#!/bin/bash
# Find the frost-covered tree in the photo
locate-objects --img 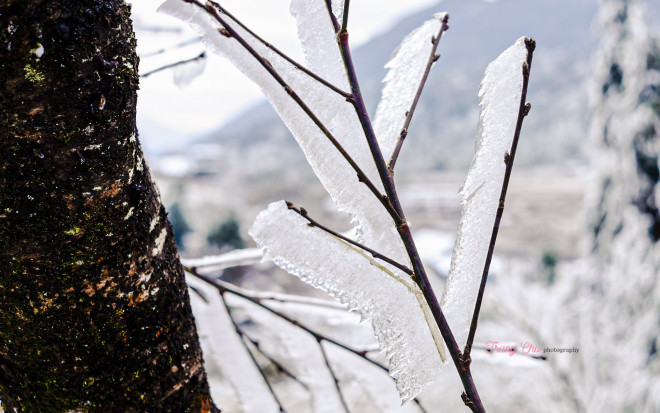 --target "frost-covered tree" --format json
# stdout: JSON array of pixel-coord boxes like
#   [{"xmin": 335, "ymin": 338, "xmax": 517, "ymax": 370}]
[
  {"xmin": 579, "ymin": 0, "xmax": 660, "ymax": 410},
  {"xmin": 163, "ymin": 0, "xmax": 536, "ymax": 411},
  {"xmin": 0, "ymin": 1, "xmax": 217, "ymax": 411}
]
